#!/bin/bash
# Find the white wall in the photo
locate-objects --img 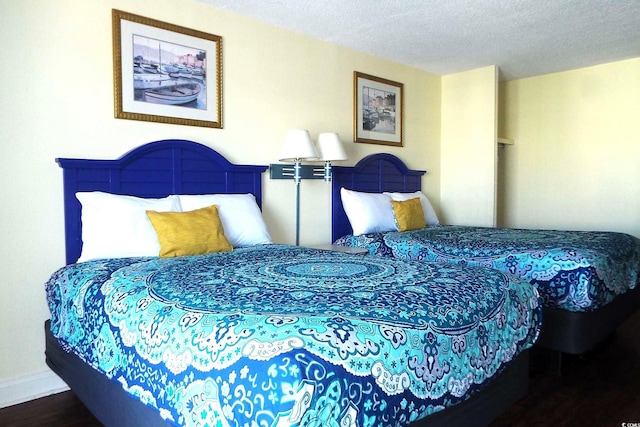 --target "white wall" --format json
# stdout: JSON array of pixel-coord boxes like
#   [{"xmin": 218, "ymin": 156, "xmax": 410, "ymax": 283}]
[
  {"xmin": 0, "ymin": 0, "xmax": 440, "ymax": 405},
  {"xmin": 440, "ymin": 66, "xmax": 498, "ymax": 226},
  {"xmin": 498, "ymin": 58, "xmax": 640, "ymax": 238}
]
